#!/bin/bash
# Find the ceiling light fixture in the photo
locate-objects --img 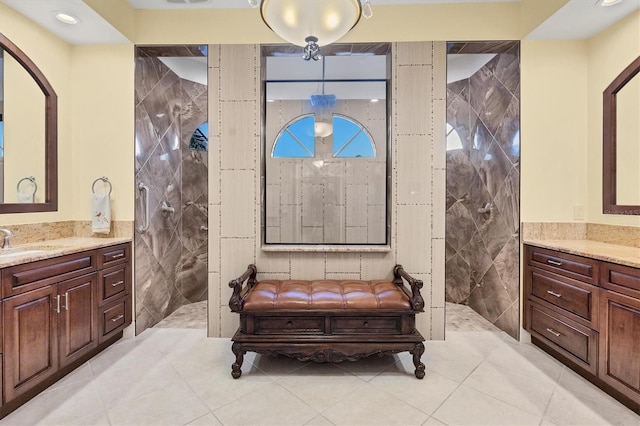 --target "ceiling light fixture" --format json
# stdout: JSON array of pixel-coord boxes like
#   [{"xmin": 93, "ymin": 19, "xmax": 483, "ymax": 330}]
[
  {"xmin": 597, "ymin": 0, "xmax": 622, "ymax": 6},
  {"xmin": 54, "ymin": 12, "xmax": 80, "ymax": 25},
  {"xmin": 259, "ymin": 0, "xmax": 364, "ymax": 61}
]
